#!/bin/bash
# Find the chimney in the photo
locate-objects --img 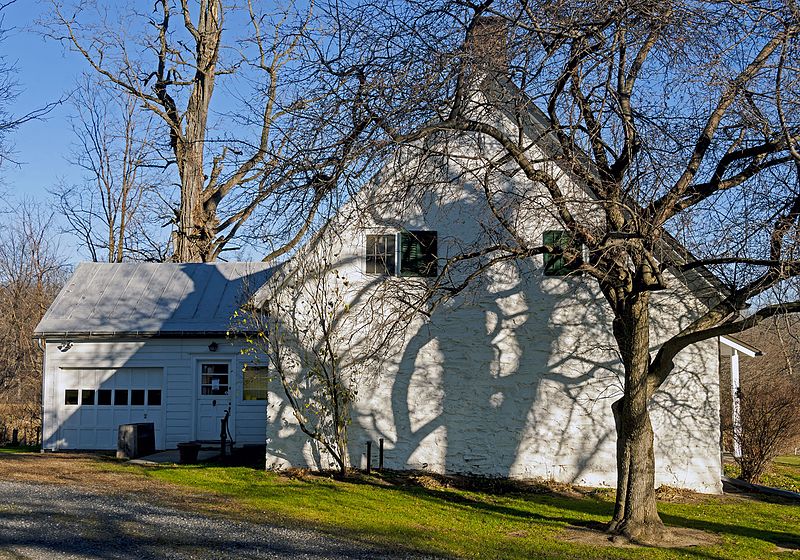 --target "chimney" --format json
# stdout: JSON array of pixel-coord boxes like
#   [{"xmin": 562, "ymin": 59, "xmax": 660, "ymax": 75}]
[{"xmin": 465, "ymin": 16, "xmax": 509, "ymax": 75}]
